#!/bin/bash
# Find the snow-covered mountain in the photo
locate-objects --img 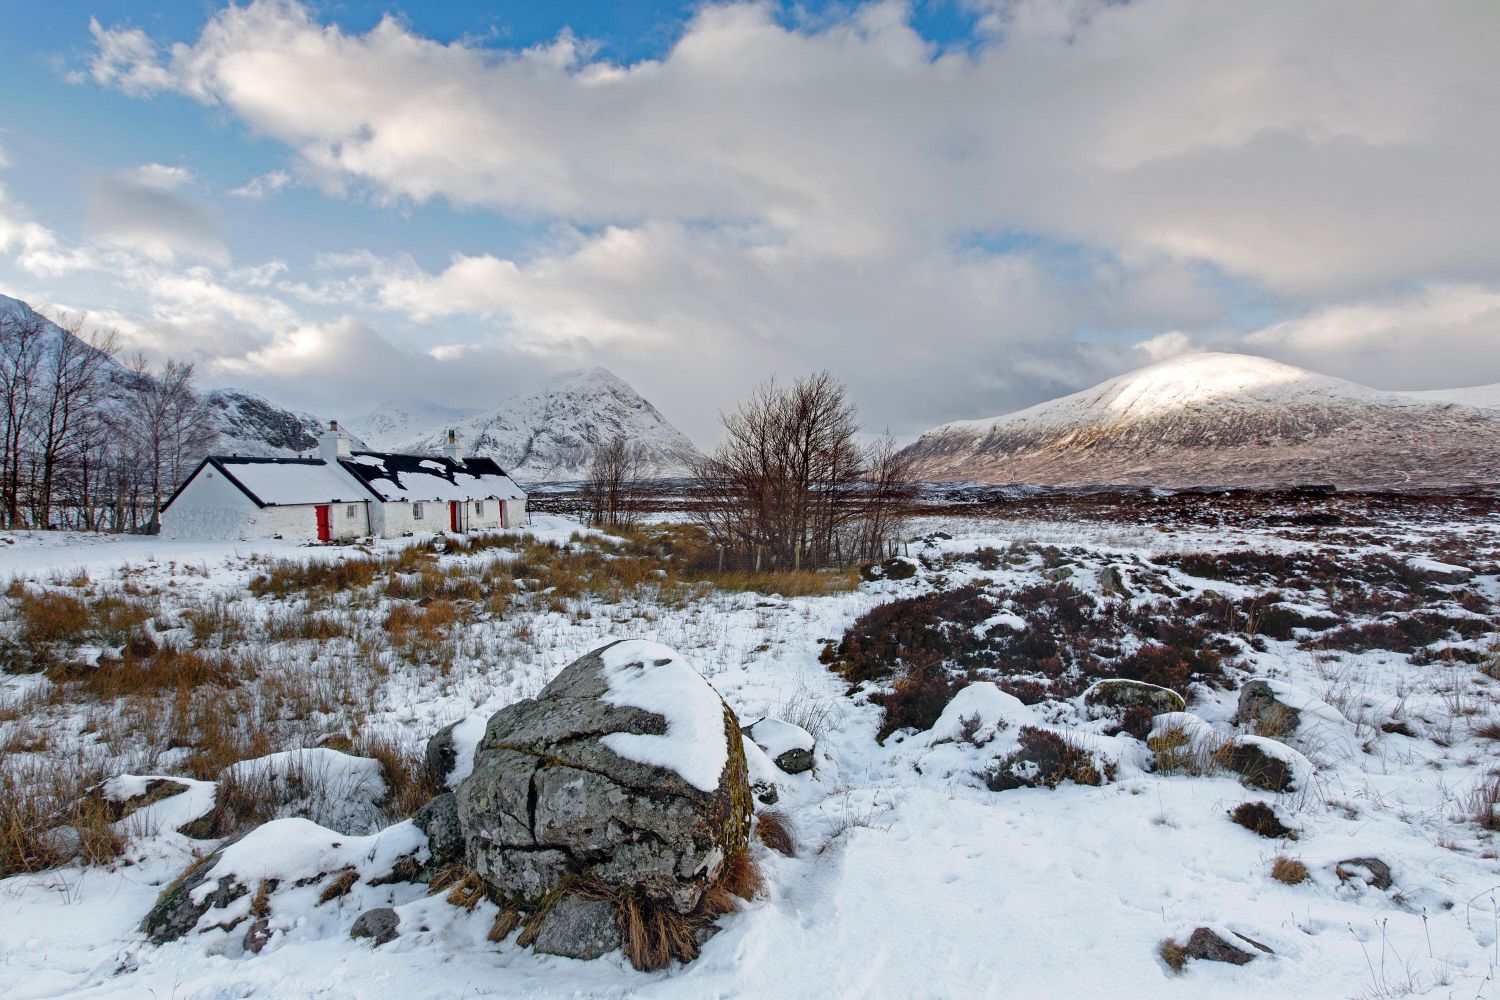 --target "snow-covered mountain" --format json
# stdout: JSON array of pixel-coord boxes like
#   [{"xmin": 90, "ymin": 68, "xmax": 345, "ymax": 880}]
[
  {"xmin": 394, "ymin": 367, "xmax": 701, "ymax": 482},
  {"xmin": 1400, "ymin": 383, "xmax": 1500, "ymax": 411},
  {"xmin": 0, "ymin": 293, "xmax": 348, "ymax": 458},
  {"xmin": 901, "ymin": 352, "xmax": 1500, "ymax": 488},
  {"xmin": 345, "ymin": 399, "xmax": 477, "ymax": 450}
]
